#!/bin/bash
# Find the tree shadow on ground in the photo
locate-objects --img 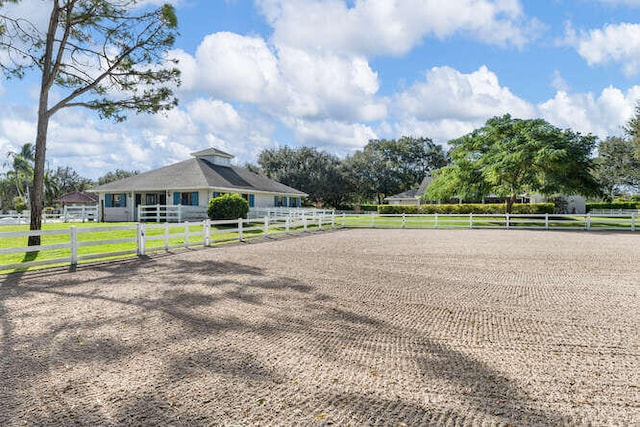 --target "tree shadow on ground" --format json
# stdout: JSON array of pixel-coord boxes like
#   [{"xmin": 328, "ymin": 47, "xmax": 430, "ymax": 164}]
[{"xmin": 0, "ymin": 253, "xmax": 566, "ymax": 425}]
